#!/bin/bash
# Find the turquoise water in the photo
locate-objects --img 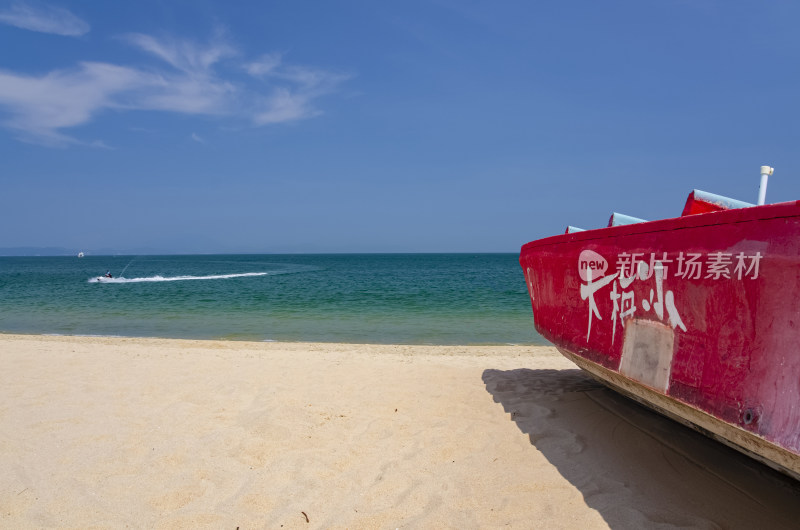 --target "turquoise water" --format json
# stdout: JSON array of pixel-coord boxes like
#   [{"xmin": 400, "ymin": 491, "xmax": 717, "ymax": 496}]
[{"xmin": 0, "ymin": 254, "xmax": 544, "ymax": 345}]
